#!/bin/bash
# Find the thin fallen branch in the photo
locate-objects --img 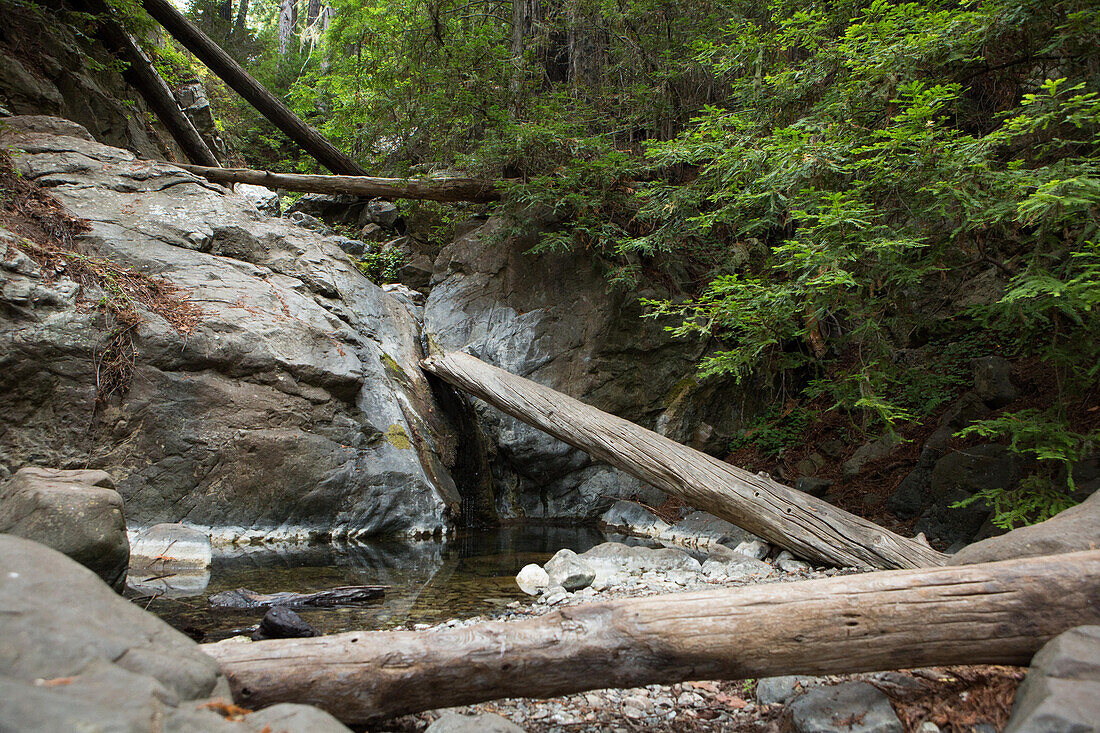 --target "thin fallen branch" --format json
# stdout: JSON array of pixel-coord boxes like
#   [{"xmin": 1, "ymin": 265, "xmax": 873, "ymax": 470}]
[
  {"xmin": 176, "ymin": 164, "xmax": 502, "ymax": 203},
  {"xmin": 202, "ymin": 550, "xmax": 1100, "ymax": 725},
  {"xmin": 421, "ymin": 351, "xmax": 946, "ymax": 569}
]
